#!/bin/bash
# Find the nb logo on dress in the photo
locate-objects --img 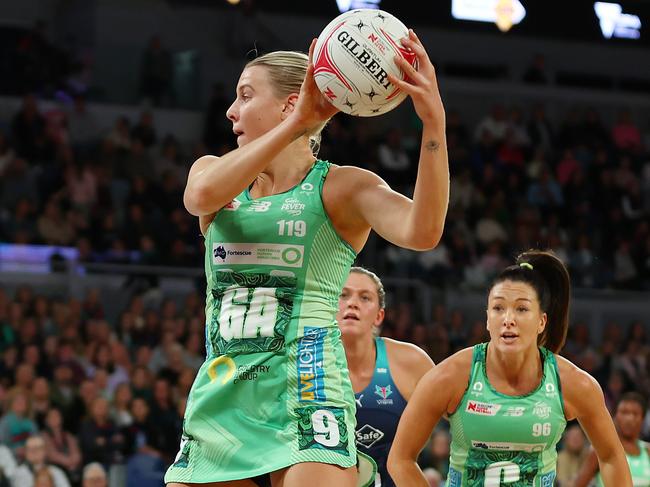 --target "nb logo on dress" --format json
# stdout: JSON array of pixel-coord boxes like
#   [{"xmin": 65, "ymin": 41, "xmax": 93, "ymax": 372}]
[{"xmin": 248, "ymin": 201, "xmax": 272, "ymax": 212}]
